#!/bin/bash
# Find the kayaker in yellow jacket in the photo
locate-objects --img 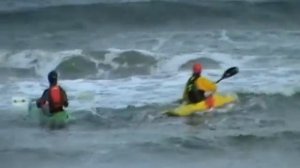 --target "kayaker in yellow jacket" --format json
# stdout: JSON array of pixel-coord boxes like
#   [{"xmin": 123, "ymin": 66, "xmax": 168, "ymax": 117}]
[{"xmin": 182, "ymin": 63, "xmax": 217, "ymax": 107}]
